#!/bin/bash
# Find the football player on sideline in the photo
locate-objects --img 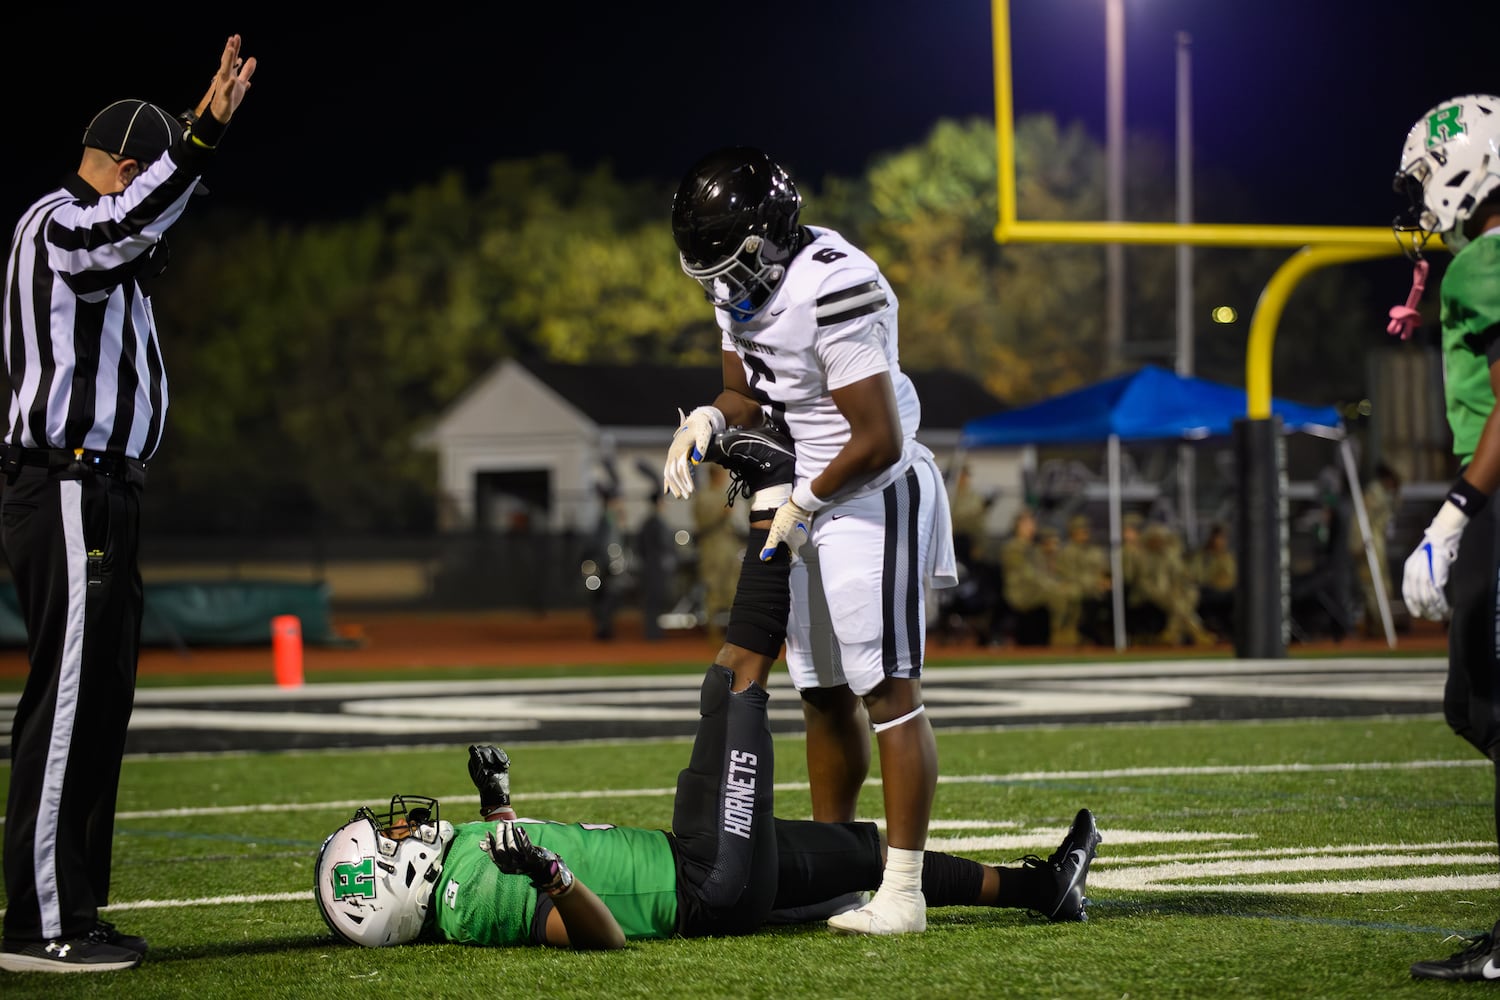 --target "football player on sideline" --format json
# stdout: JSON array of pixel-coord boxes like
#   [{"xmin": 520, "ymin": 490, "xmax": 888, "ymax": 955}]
[
  {"xmin": 1387, "ymin": 94, "xmax": 1500, "ymax": 983},
  {"xmin": 661, "ymin": 147, "xmax": 958, "ymax": 934}
]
